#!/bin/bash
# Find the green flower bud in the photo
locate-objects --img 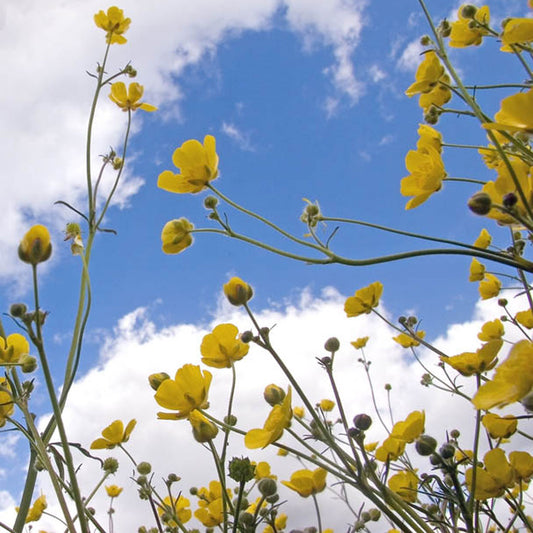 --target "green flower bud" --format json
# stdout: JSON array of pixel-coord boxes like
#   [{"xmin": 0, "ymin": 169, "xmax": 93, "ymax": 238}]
[
  {"xmin": 148, "ymin": 372, "xmax": 170, "ymax": 391},
  {"xmin": 239, "ymin": 512, "xmax": 255, "ymax": 526},
  {"xmin": 240, "ymin": 330, "xmax": 254, "ymax": 343},
  {"xmin": 439, "ymin": 443, "xmax": 455, "ymax": 459},
  {"xmin": 228, "ymin": 457, "xmax": 256, "ymax": 483},
  {"xmin": 20, "ymin": 355, "xmax": 38, "ymax": 373},
  {"xmin": 9, "ymin": 303, "xmax": 27, "ymax": 317},
  {"xmin": 167, "ymin": 473, "xmax": 180, "ymax": 484},
  {"xmin": 468, "ymin": 192, "xmax": 492, "ymax": 215},
  {"xmin": 258, "ymin": 478, "xmax": 277, "ymax": 497},
  {"xmin": 224, "ymin": 414, "xmax": 238, "ymax": 426},
  {"xmin": 368, "ymin": 509, "xmax": 381, "ymax": 521},
  {"xmin": 415, "ymin": 435, "xmax": 437, "ymax": 456},
  {"xmin": 460, "ymin": 4, "xmax": 477, "ymax": 18},
  {"xmin": 353, "ymin": 414, "xmax": 372, "ymax": 431},
  {"xmin": 103, "ymin": 457, "xmax": 119, "ymax": 474},
  {"xmin": 137, "ymin": 462, "xmax": 152, "ymax": 475},
  {"xmin": 360, "ymin": 512, "xmax": 371, "ymax": 523},
  {"xmin": 204, "ymin": 196, "xmax": 218, "ymax": 209},
  {"xmin": 266, "ymin": 493, "xmax": 279, "ymax": 504},
  {"xmin": 450, "ymin": 429, "xmax": 460, "ymax": 439},
  {"xmin": 420, "ymin": 35, "xmax": 431, "ymax": 46},
  {"xmin": 324, "ymin": 337, "xmax": 340, "ymax": 352},
  {"xmin": 263, "ymin": 384, "xmax": 285, "ymax": 406}
]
